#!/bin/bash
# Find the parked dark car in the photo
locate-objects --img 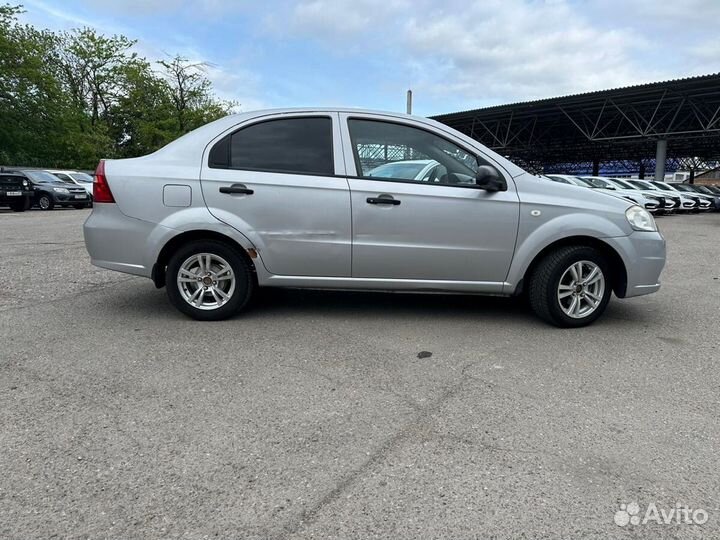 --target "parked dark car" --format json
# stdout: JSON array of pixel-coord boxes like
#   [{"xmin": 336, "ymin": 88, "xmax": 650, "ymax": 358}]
[
  {"xmin": 0, "ymin": 171, "xmax": 33, "ymax": 211},
  {"xmin": 18, "ymin": 170, "xmax": 91, "ymax": 210}
]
